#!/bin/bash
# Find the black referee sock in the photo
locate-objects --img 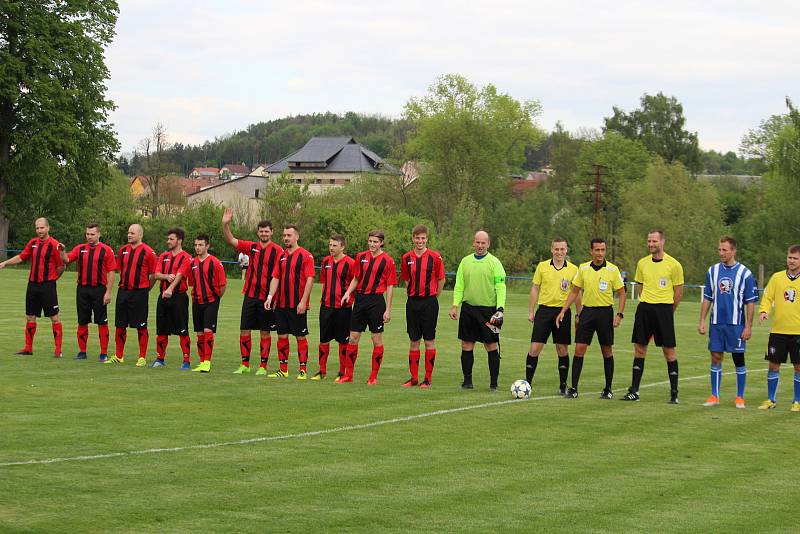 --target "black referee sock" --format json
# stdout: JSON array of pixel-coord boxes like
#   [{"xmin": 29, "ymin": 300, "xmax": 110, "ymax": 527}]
[
  {"xmin": 631, "ymin": 357, "xmax": 645, "ymax": 392},
  {"xmin": 667, "ymin": 359, "xmax": 679, "ymax": 392},
  {"xmin": 571, "ymin": 357, "xmax": 584, "ymax": 389},
  {"xmin": 558, "ymin": 356, "xmax": 569, "ymax": 390},
  {"xmin": 525, "ymin": 354, "xmax": 538, "ymax": 384},
  {"xmin": 603, "ymin": 356, "xmax": 614, "ymax": 390},
  {"xmin": 488, "ymin": 349, "xmax": 500, "ymax": 388},
  {"xmin": 461, "ymin": 350, "xmax": 474, "ymax": 384}
]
